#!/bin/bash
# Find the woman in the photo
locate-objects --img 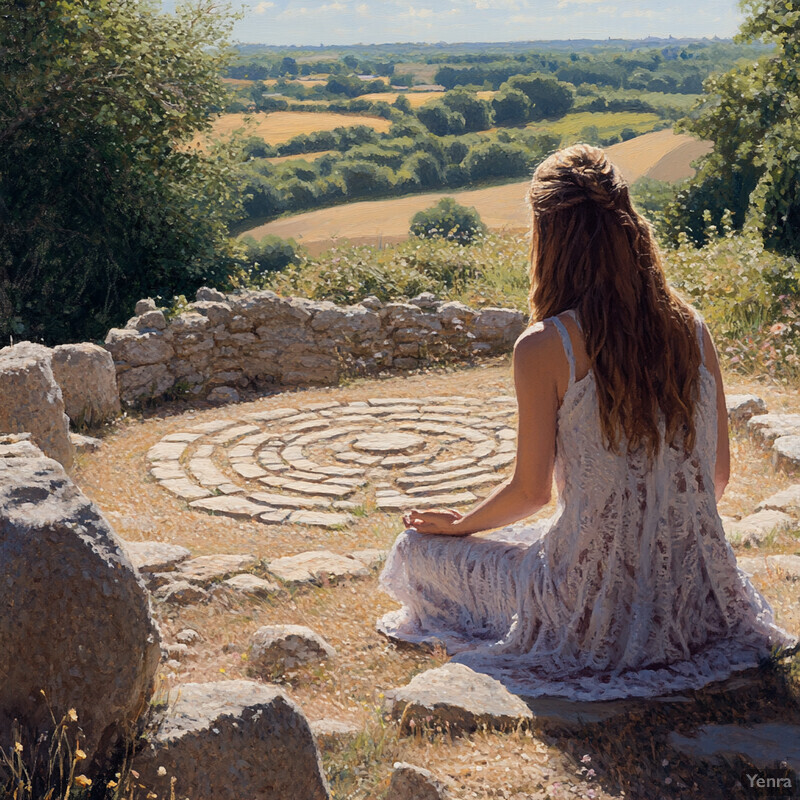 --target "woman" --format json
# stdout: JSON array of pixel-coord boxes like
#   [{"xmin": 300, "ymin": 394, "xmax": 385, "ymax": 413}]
[{"xmin": 376, "ymin": 144, "xmax": 797, "ymax": 701}]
